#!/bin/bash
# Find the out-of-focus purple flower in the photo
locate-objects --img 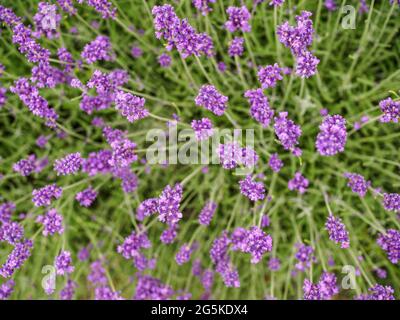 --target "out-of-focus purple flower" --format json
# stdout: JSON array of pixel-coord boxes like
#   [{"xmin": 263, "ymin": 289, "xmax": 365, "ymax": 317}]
[
  {"xmin": 356, "ymin": 284, "xmax": 395, "ymax": 300},
  {"xmin": 304, "ymin": 272, "xmax": 338, "ymax": 300},
  {"xmin": 157, "ymin": 183, "xmax": 183, "ymax": 226},
  {"xmin": 160, "ymin": 224, "xmax": 178, "ymax": 244},
  {"xmin": 175, "ymin": 243, "xmax": 195, "ymax": 265},
  {"xmin": 32, "ymin": 184, "xmax": 63, "ymax": 207},
  {"xmin": 198, "ymin": 201, "xmax": 217, "ymax": 226},
  {"xmin": 288, "ymin": 172, "xmax": 309, "ymax": 194},
  {"xmin": 85, "ymin": 0, "xmax": 116, "ymax": 19},
  {"xmin": 0, "ymin": 222, "xmax": 24, "ymax": 245},
  {"xmin": 88, "ymin": 260, "xmax": 107, "ymax": 286},
  {"xmin": 0, "ymin": 87, "xmax": 6, "ymax": 108},
  {"xmin": 158, "ymin": 53, "xmax": 171, "ymax": 67},
  {"xmin": 60, "ymin": 279, "xmax": 77, "ymax": 300},
  {"xmin": 228, "ymin": 37, "xmax": 244, "ymax": 57},
  {"xmin": 377, "ymin": 229, "xmax": 400, "ymax": 264},
  {"xmin": 239, "ymin": 176, "xmax": 265, "ymax": 202},
  {"xmin": 0, "ymin": 240, "xmax": 33, "ymax": 278},
  {"xmin": 81, "ymin": 36, "xmax": 115, "ymax": 64},
  {"xmin": 57, "ymin": 0, "xmax": 76, "ymax": 15},
  {"xmin": 325, "ymin": 0, "xmax": 337, "ymax": 11},
  {"xmin": 191, "ymin": 118, "xmax": 214, "ymax": 141},
  {"xmin": 217, "ymin": 61, "xmax": 227, "ymax": 73},
  {"xmin": 316, "ymin": 114, "xmax": 347, "ymax": 156},
  {"xmin": 201, "ymin": 269, "xmax": 214, "ymax": 291},
  {"xmin": 192, "ymin": 259, "xmax": 202, "ymax": 277},
  {"xmin": 13, "ymin": 154, "xmax": 36, "ymax": 176},
  {"xmin": 325, "ymin": 215, "xmax": 350, "ymax": 248},
  {"xmin": 261, "ymin": 215, "xmax": 270, "ymax": 228},
  {"xmin": 258, "ymin": 64, "xmax": 283, "ymax": 89},
  {"xmin": 131, "ymin": 45, "xmax": 143, "ymax": 58},
  {"xmin": 244, "ymin": 88, "xmax": 275, "ymax": 127},
  {"xmin": 359, "ymin": 0, "xmax": 369, "ymax": 14},
  {"xmin": 192, "ymin": 0, "xmax": 215, "ymax": 15},
  {"xmin": 295, "ymin": 243, "xmax": 314, "ymax": 271},
  {"xmin": 95, "ymin": 286, "xmax": 124, "ymax": 300},
  {"xmin": 76, "ymin": 186, "xmax": 98, "ymax": 207},
  {"xmin": 382, "ymin": 193, "xmax": 400, "ymax": 213},
  {"xmin": 118, "ymin": 230, "xmax": 152, "ymax": 270},
  {"xmin": 0, "ymin": 279, "xmax": 15, "ymax": 300},
  {"xmin": 374, "ymin": 268, "xmax": 387, "ymax": 279},
  {"xmin": 0, "ymin": 5, "xmax": 21, "ymax": 25},
  {"xmin": 134, "ymin": 274, "xmax": 174, "ymax": 300},
  {"xmin": 379, "ymin": 97, "xmax": 400, "ymax": 123},
  {"xmin": 225, "ymin": 6, "xmax": 251, "ymax": 33},
  {"xmin": 36, "ymin": 135, "xmax": 48, "ymax": 148},
  {"xmin": 0, "ymin": 202, "xmax": 16, "ymax": 224},
  {"xmin": 54, "ymin": 152, "xmax": 83, "ymax": 175},
  {"xmin": 30, "ymin": 62, "xmax": 66, "ymax": 88},
  {"xmin": 274, "ymin": 112, "xmax": 302, "ymax": 153},
  {"xmin": 268, "ymin": 153, "xmax": 283, "ymax": 172},
  {"xmin": 136, "ymin": 198, "xmax": 158, "ymax": 221},
  {"xmin": 55, "ymin": 251, "xmax": 74, "ymax": 275},
  {"xmin": 195, "ymin": 84, "xmax": 228, "ymax": 116},
  {"xmin": 109, "ymin": 138, "xmax": 138, "ymax": 168},
  {"xmin": 36, "ymin": 208, "xmax": 64, "ymax": 236},
  {"xmin": 268, "ymin": 257, "xmax": 281, "ymax": 271},
  {"xmin": 33, "ymin": 2, "xmax": 61, "ymax": 39}
]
